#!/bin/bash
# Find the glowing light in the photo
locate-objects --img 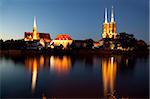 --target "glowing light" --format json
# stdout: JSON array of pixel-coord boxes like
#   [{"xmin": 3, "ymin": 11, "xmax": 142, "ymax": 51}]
[
  {"xmin": 42, "ymin": 93, "xmax": 47, "ymax": 99},
  {"xmin": 51, "ymin": 40, "xmax": 73, "ymax": 49},
  {"xmin": 51, "ymin": 34, "xmax": 73, "ymax": 49},
  {"xmin": 50, "ymin": 56, "xmax": 71, "ymax": 75},
  {"xmin": 126, "ymin": 59, "xmax": 128, "ymax": 66},
  {"xmin": 102, "ymin": 7, "xmax": 117, "ymax": 39},
  {"xmin": 50, "ymin": 45, "xmax": 54, "ymax": 49},
  {"xmin": 40, "ymin": 39, "xmax": 45, "ymax": 47},
  {"xmin": 102, "ymin": 57, "xmax": 117, "ymax": 97},
  {"xmin": 33, "ymin": 16, "xmax": 37, "ymax": 40},
  {"xmin": 31, "ymin": 58, "xmax": 38, "ymax": 92},
  {"xmin": 39, "ymin": 55, "xmax": 44, "ymax": 67}
]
